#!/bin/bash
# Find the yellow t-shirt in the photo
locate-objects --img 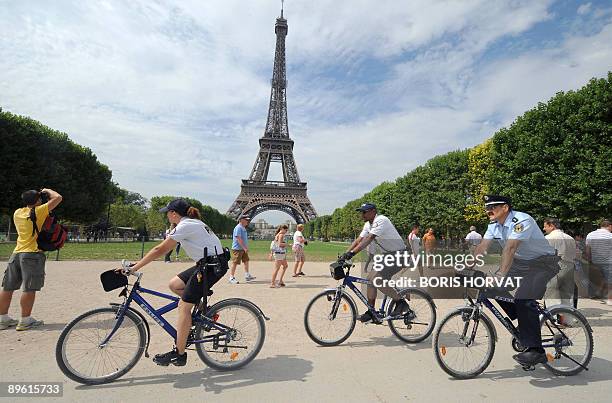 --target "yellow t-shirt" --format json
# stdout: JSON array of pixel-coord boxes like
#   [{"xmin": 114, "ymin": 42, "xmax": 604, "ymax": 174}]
[{"xmin": 13, "ymin": 203, "xmax": 50, "ymax": 253}]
